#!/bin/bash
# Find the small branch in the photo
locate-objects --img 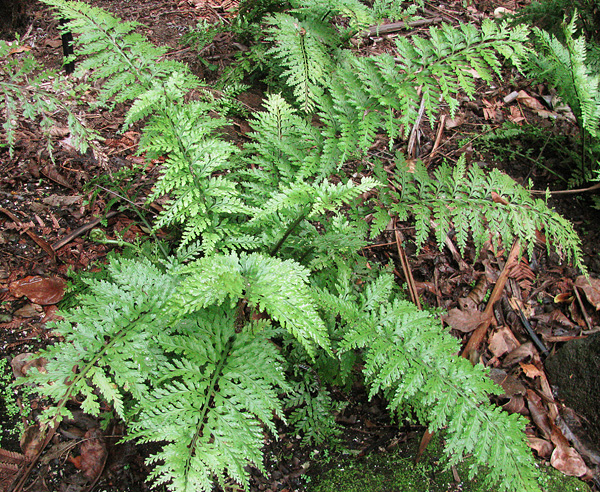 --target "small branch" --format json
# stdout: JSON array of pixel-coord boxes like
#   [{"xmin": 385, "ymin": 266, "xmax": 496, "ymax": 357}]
[
  {"xmin": 461, "ymin": 240, "xmax": 521, "ymax": 360},
  {"xmin": 364, "ymin": 17, "xmax": 443, "ymax": 37}
]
